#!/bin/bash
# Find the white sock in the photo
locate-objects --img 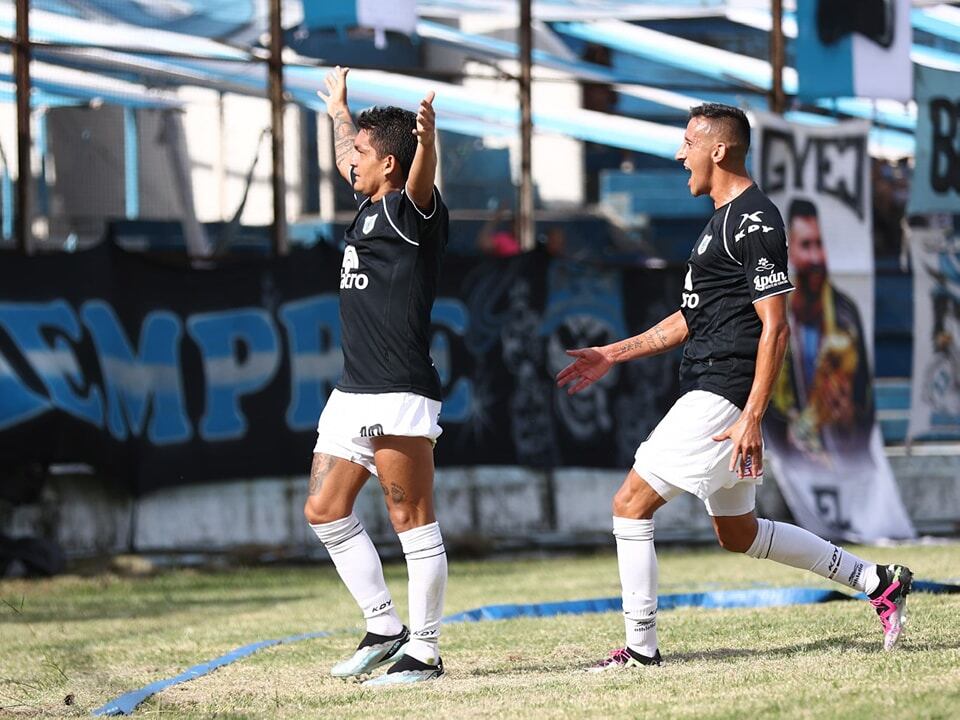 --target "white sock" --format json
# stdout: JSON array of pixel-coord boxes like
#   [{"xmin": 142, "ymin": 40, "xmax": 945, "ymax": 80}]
[
  {"xmin": 613, "ymin": 516, "xmax": 658, "ymax": 657},
  {"xmin": 398, "ymin": 522, "xmax": 447, "ymax": 664},
  {"xmin": 310, "ymin": 514, "xmax": 403, "ymax": 636},
  {"xmin": 745, "ymin": 518, "xmax": 878, "ymax": 593}
]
